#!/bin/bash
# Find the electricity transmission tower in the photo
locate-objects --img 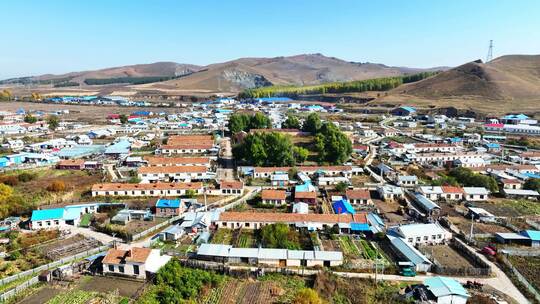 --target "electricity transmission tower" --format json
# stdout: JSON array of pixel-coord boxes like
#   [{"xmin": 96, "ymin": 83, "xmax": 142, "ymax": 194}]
[{"xmin": 486, "ymin": 40, "xmax": 494, "ymax": 63}]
